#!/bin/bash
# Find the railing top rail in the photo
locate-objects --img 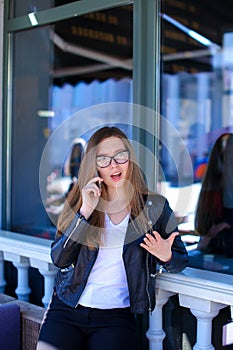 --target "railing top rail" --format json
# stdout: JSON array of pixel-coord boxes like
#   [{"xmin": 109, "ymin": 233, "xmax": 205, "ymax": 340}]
[
  {"xmin": 0, "ymin": 230, "xmax": 53, "ymax": 263},
  {"xmin": 157, "ymin": 267, "xmax": 233, "ymax": 305}
]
